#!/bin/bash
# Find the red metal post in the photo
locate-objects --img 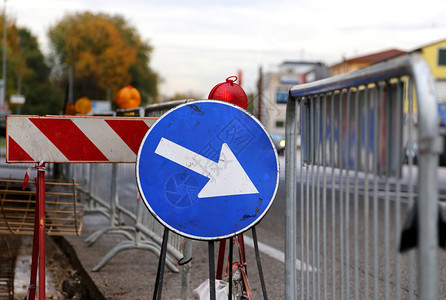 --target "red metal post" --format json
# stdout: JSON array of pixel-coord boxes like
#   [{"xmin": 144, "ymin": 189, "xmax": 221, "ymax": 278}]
[
  {"xmin": 216, "ymin": 239, "xmax": 226, "ymax": 280},
  {"xmin": 27, "ymin": 163, "xmax": 46, "ymax": 300},
  {"xmin": 237, "ymin": 234, "xmax": 247, "ymax": 274},
  {"xmin": 37, "ymin": 164, "xmax": 46, "ymax": 300},
  {"xmin": 27, "ymin": 191, "xmax": 39, "ymax": 300}
]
